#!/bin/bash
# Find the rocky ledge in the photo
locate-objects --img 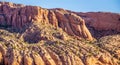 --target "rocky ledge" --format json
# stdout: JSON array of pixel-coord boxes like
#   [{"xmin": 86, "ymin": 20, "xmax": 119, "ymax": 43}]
[
  {"xmin": 0, "ymin": 2, "xmax": 120, "ymax": 65},
  {"xmin": 0, "ymin": 2, "xmax": 93, "ymax": 40}
]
